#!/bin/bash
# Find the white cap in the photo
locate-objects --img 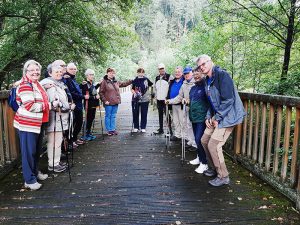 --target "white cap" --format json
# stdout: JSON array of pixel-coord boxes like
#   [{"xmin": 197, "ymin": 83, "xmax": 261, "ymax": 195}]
[{"xmin": 158, "ymin": 63, "xmax": 165, "ymax": 69}]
